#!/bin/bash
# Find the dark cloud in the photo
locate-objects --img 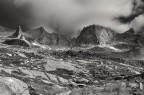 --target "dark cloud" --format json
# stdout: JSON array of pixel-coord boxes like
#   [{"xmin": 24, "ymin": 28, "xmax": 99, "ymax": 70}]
[
  {"xmin": 116, "ymin": 14, "xmax": 140, "ymax": 24},
  {"xmin": 115, "ymin": 0, "xmax": 144, "ymax": 33},
  {"xmin": 116, "ymin": 0, "xmax": 144, "ymax": 24},
  {"xmin": 0, "ymin": 0, "xmax": 33, "ymax": 29},
  {"xmin": 0, "ymin": 0, "xmax": 134, "ymax": 36}
]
